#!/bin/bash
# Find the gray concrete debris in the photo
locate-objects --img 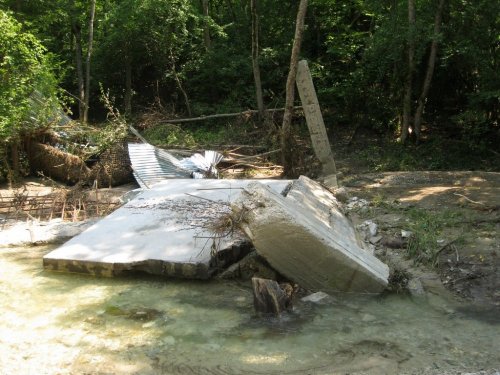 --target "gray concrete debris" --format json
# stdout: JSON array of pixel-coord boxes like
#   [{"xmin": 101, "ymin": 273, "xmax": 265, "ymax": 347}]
[
  {"xmin": 369, "ymin": 235, "xmax": 383, "ymax": 245},
  {"xmin": 232, "ymin": 177, "xmax": 390, "ymax": 294},
  {"xmin": 357, "ymin": 220, "xmax": 379, "ymax": 242},
  {"xmin": 0, "ymin": 219, "xmax": 98, "ymax": 246},
  {"xmin": 43, "ymin": 179, "xmax": 289, "ymax": 279},
  {"xmin": 286, "ymin": 176, "xmax": 367, "ymax": 252}
]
